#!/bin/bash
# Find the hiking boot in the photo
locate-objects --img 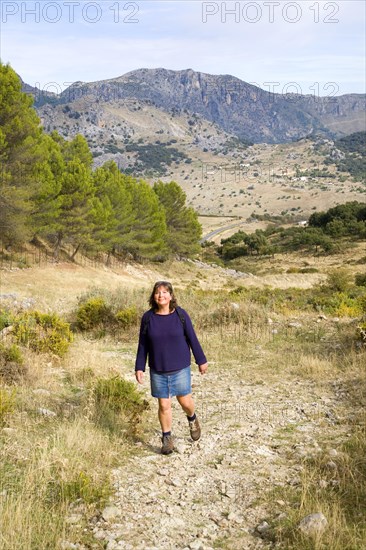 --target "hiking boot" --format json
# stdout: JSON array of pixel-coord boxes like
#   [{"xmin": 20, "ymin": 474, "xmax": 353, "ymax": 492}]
[
  {"xmin": 189, "ymin": 417, "xmax": 201, "ymax": 441},
  {"xmin": 161, "ymin": 434, "xmax": 175, "ymax": 455}
]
